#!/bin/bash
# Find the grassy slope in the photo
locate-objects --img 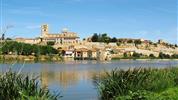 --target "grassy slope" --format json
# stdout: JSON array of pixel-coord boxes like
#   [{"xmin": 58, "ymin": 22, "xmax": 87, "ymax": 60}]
[
  {"xmin": 116, "ymin": 87, "xmax": 178, "ymax": 100},
  {"xmin": 152, "ymin": 87, "xmax": 178, "ymax": 100}
]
